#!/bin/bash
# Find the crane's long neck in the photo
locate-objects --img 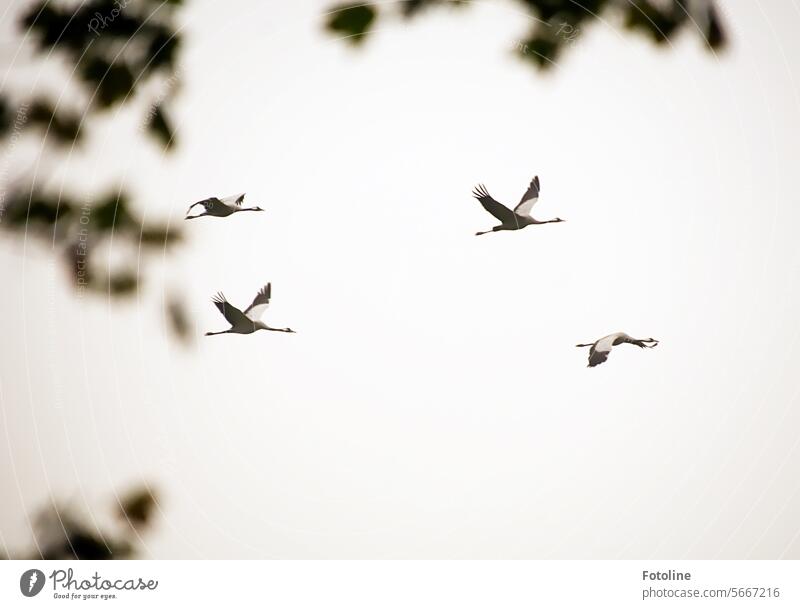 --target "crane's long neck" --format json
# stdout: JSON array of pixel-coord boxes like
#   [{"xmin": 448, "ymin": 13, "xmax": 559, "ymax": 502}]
[
  {"xmin": 236, "ymin": 207, "xmax": 262, "ymax": 212},
  {"xmin": 264, "ymin": 326, "xmax": 294, "ymax": 333},
  {"xmin": 205, "ymin": 330, "xmax": 230, "ymax": 336}
]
